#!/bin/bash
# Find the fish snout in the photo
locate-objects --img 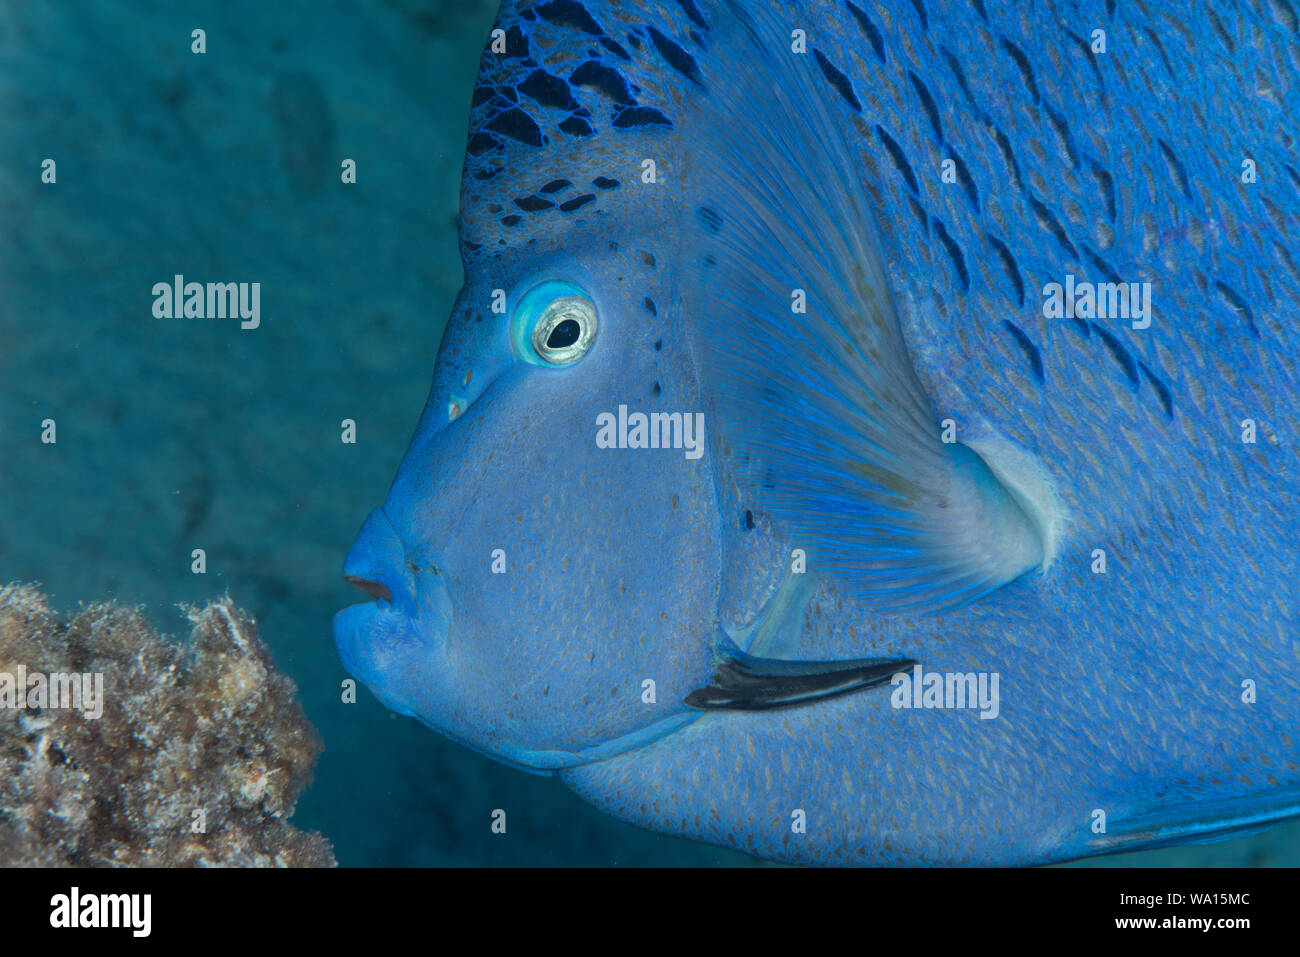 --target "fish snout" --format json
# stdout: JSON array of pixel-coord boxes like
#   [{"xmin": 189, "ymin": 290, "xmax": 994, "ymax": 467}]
[{"xmin": 341, "ymin": 507, "xmax": 417, "ymax": 619}]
